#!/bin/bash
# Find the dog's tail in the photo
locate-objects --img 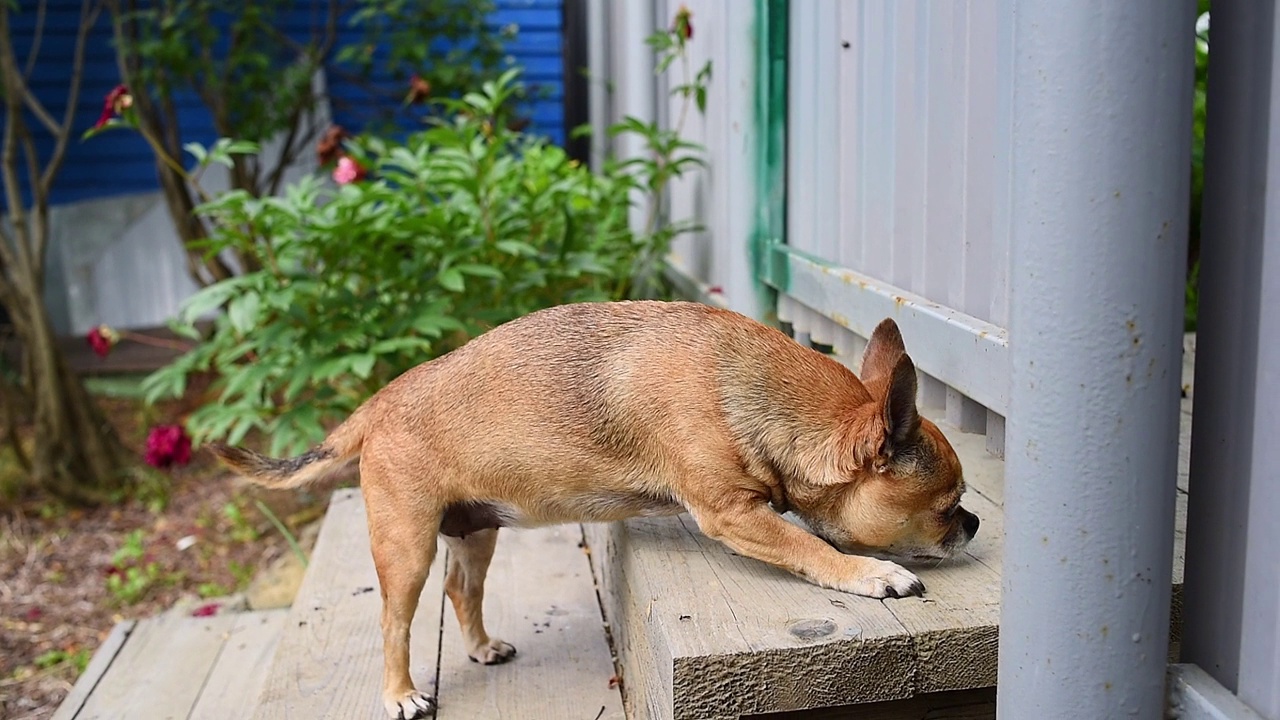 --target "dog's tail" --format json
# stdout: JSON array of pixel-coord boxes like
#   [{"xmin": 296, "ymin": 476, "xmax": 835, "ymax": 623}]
[{"xmin": 206, "ymin": 405, "xmax": 370, "ymax": 490}]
